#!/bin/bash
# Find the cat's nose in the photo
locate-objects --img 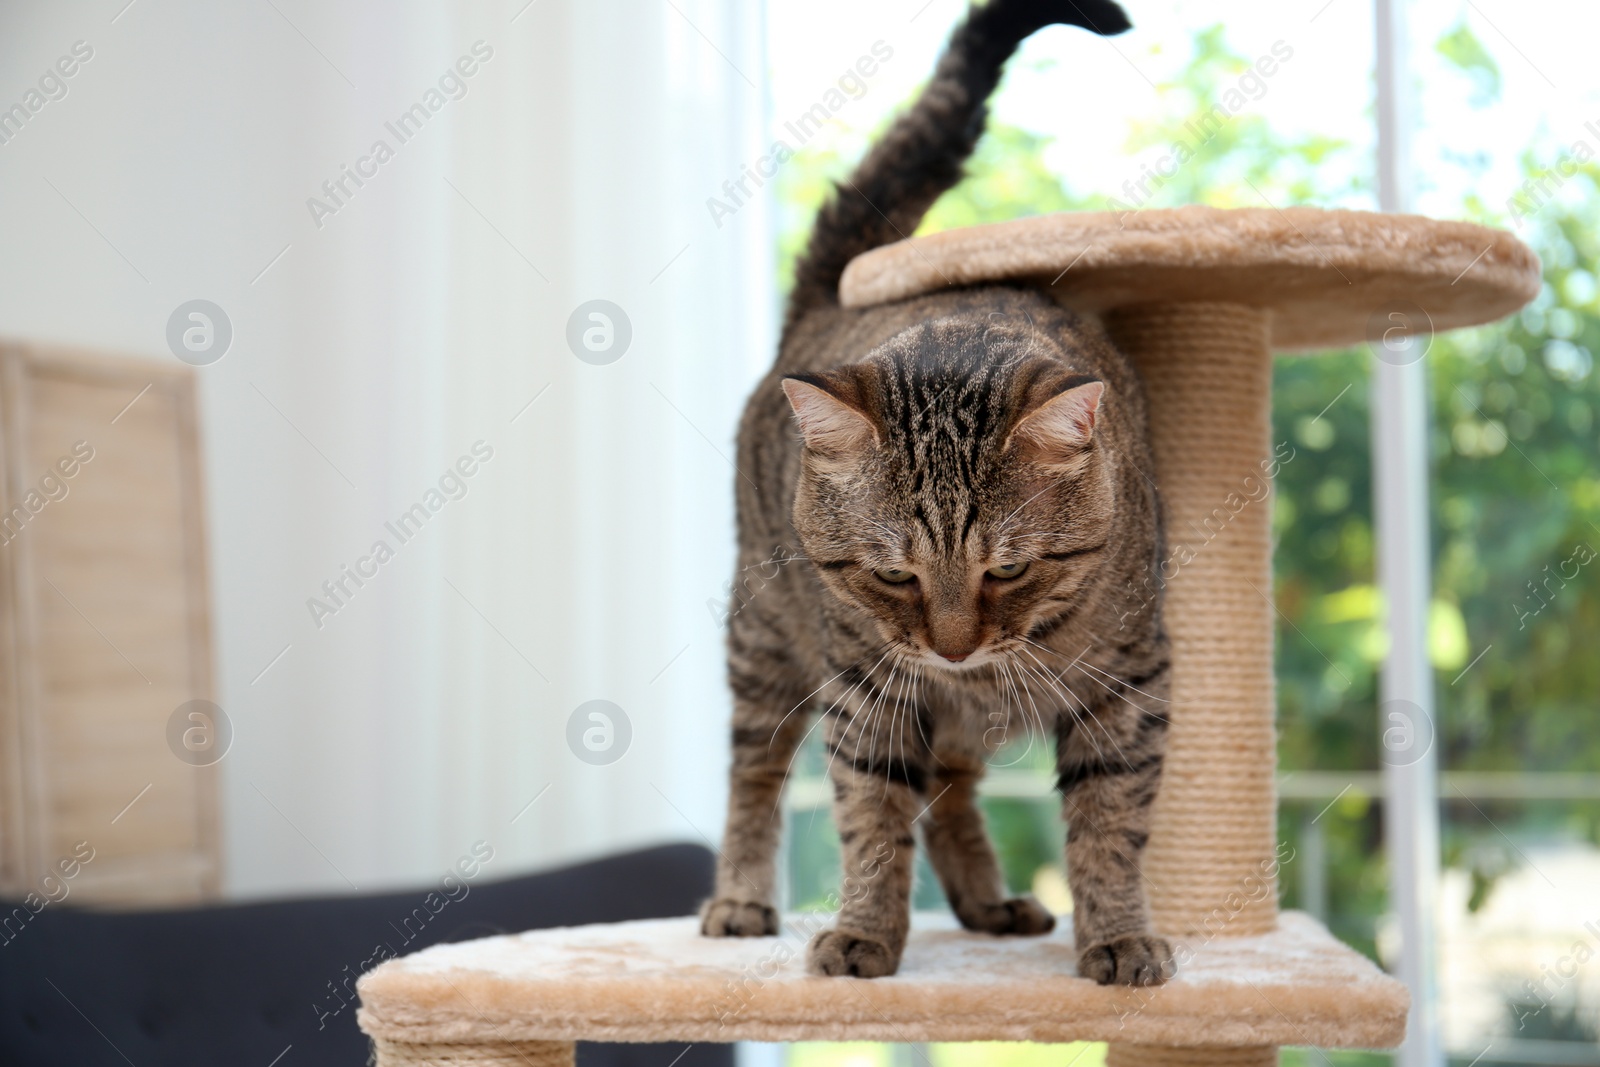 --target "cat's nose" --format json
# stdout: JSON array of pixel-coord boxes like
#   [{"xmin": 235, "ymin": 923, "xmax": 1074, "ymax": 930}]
[{"xmin": 925, "ymin": 596, "xmax": 981, "ymax": 663}]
